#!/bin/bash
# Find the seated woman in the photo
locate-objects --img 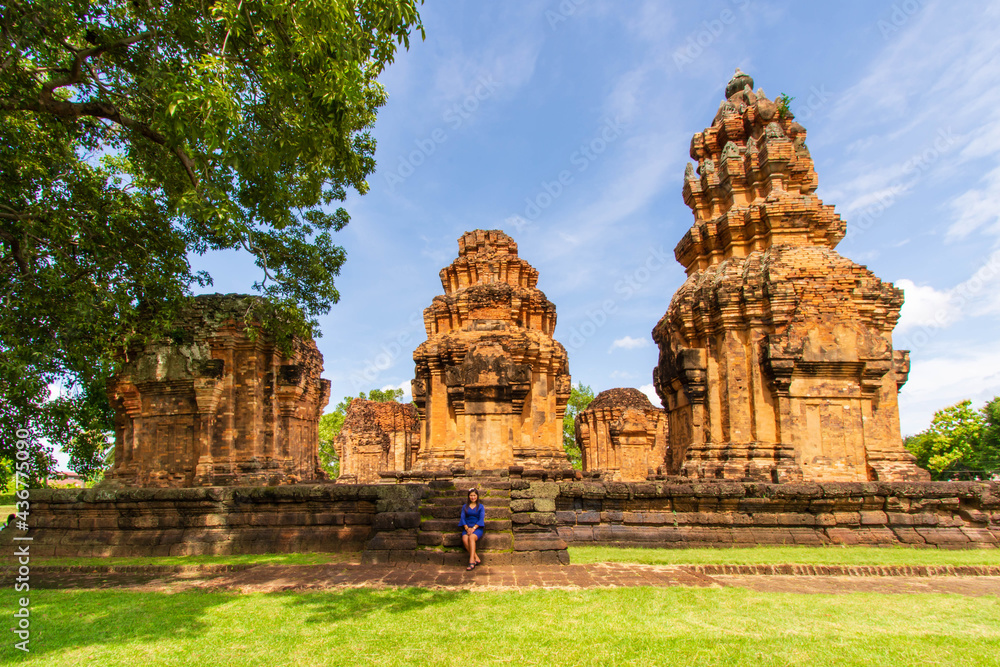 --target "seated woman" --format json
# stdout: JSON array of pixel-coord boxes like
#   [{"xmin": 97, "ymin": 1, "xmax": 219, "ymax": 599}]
[{"xmin": 459, "ymin": 488, "xmax": 485, "ymax": 570}]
